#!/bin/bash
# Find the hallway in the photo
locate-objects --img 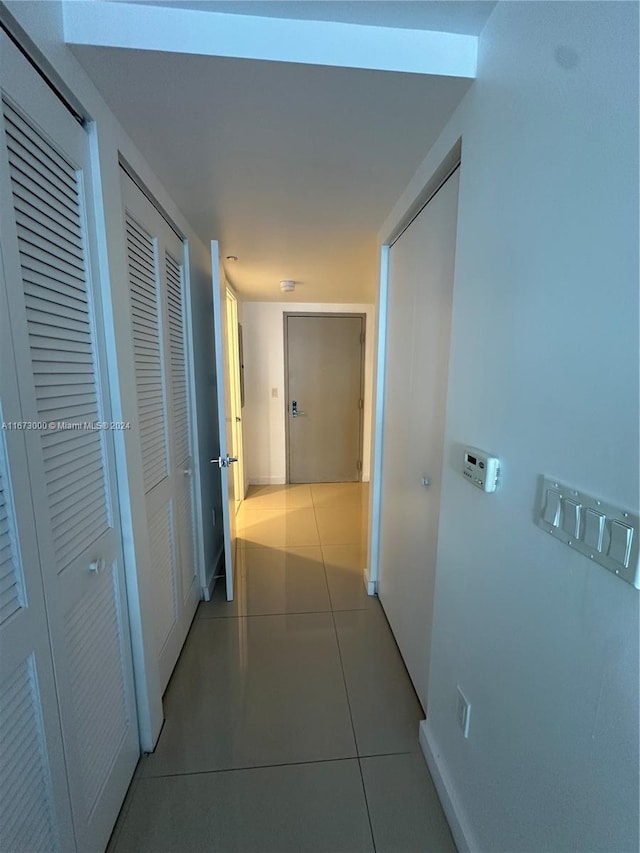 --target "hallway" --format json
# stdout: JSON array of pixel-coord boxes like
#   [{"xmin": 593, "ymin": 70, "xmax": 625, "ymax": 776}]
[{"xmin": 108, "ymin": 484, "xmax": 455, "ymax": 852}]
